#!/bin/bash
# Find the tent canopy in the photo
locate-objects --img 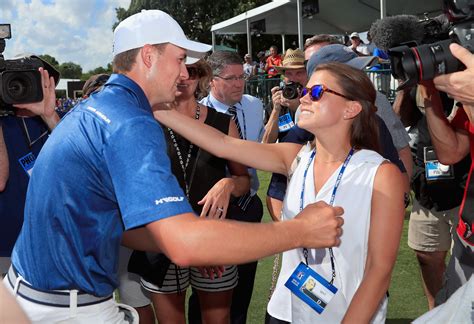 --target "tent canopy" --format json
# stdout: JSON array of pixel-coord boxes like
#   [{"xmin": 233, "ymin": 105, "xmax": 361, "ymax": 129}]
[{"xmin": 211, "ymin": 0, "xmax": 443, "ymax": 36}]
